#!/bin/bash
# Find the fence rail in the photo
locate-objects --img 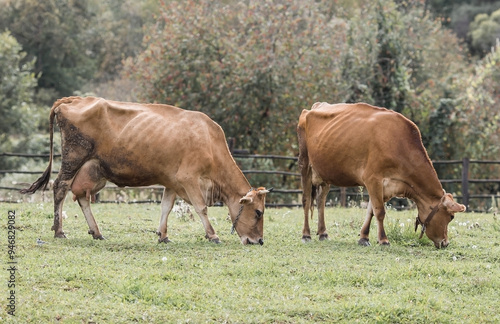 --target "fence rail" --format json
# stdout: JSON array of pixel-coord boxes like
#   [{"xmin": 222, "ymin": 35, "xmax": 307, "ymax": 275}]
[{"xmin": 1, "ymin": 152, "xmax": 499, "ymax": 211}]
